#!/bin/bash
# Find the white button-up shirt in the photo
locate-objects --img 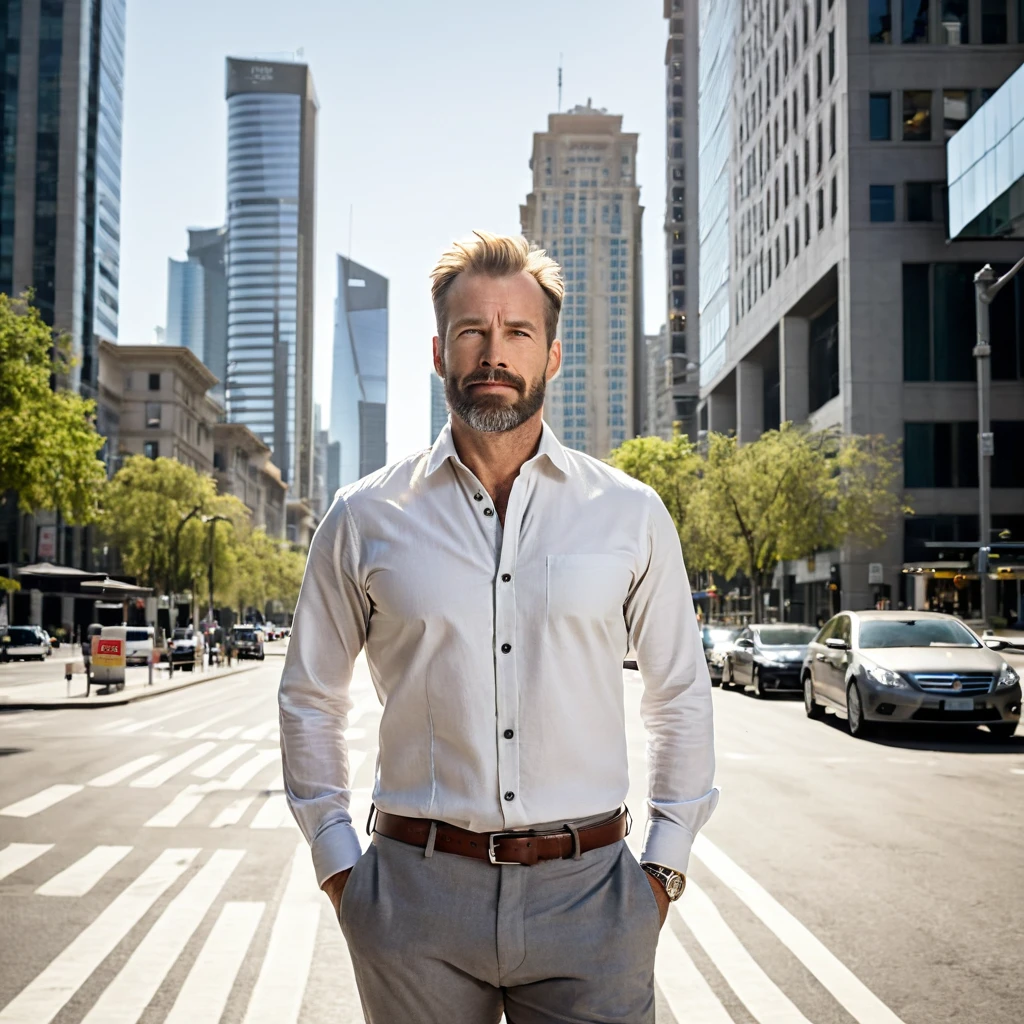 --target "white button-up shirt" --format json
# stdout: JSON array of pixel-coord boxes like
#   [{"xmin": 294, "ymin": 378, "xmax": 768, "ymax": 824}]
[{"xmin": 280, "ymin": 421, "xmax": 718, "ymax": 885}]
